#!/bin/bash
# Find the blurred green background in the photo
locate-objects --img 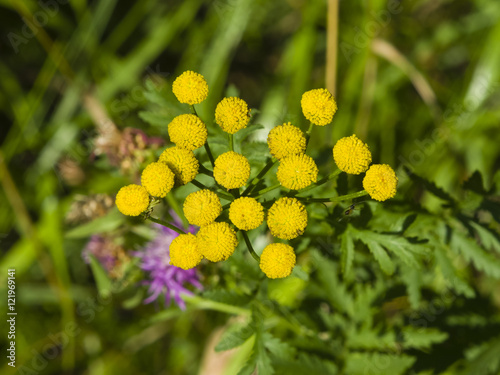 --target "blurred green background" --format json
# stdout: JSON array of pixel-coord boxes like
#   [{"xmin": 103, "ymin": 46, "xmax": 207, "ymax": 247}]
[{"xmin": 1, "ymin": 0, "xmax": 500, "ymax": 374}]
